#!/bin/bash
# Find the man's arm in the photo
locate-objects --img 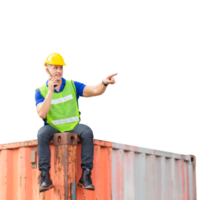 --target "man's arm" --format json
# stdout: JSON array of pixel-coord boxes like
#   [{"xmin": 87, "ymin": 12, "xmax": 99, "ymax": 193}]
[
  {"xmin": 34, "ymin": 102, "xmax": 43, "ymax": 119},
  {"xmin": 32, "ymin": 88, "xmax": 44, "ymax": 119},
  {"xmin": 83, "ymin": 82, "xmax": 108, "ymax": 98},
  {"xmin": 83, "ymin": 72, "xmax": 120, "ymax": 98},
  {"xmin": 36, "ymin": 91, "xmax": 53, "ymax": 118}
]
